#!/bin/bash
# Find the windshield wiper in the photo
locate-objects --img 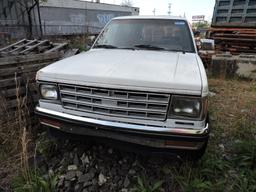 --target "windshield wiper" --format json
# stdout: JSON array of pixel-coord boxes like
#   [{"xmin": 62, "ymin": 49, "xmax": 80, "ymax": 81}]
[
  {"xmin": 94, "ymin": 44, "xmax": 118, "ymax": 49},
  {"xmin": 166, "ymin": 49, "xmax": 192, "ymax": 54},
  {"xmin": 94, "ymin": 44, "xmax": 135, "ymax": 50},
  {"xmin": 134, "ymin": 44, "xmax": 166, "ymax": 51}
]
